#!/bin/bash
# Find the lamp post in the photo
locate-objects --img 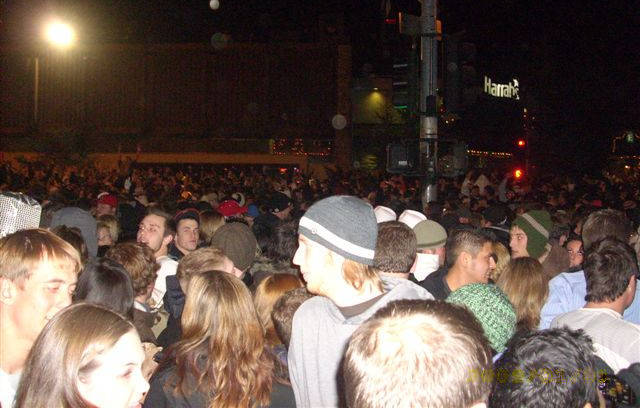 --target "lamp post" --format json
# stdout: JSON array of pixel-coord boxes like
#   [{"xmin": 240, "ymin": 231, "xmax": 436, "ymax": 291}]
[{"xmin": 33, "ymin": 21, "xmax": 75, "ymax": 125}]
